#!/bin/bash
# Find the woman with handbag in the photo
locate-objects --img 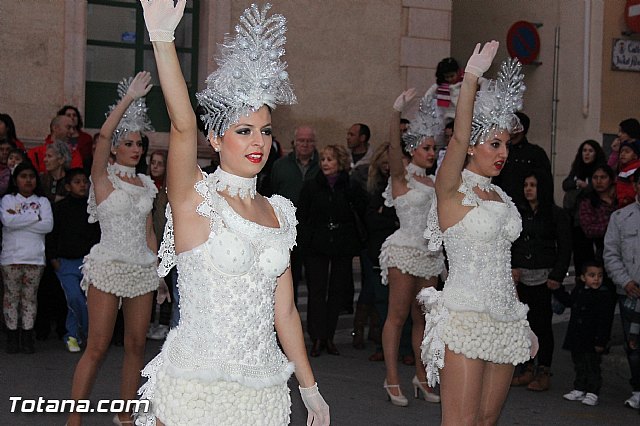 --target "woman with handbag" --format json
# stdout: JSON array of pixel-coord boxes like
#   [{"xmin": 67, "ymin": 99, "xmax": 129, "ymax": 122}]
[
  {"xmin": 379, "ymin": 89, "xmax": 445, "ymax": 406},
  {"xmin": 298, "ymin": 144, "xmax": 368, "ymax": 357}
]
